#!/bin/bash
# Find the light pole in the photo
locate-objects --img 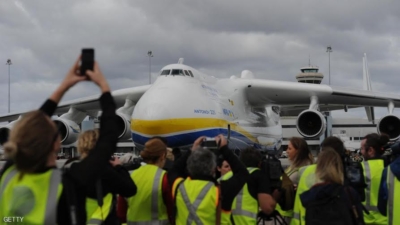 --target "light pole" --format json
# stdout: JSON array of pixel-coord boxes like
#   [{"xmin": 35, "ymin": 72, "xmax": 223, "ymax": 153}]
[
  {"xmin": 6, "ymin": 59, "xmax": 12, "ymax": 113},
  {"xmin": 326, "ymin": 46, "xmax": 332, "ymax": 85},
  {"xmin": 147, "ymin": 51, "xmax": 153, "ymax": 84}
]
